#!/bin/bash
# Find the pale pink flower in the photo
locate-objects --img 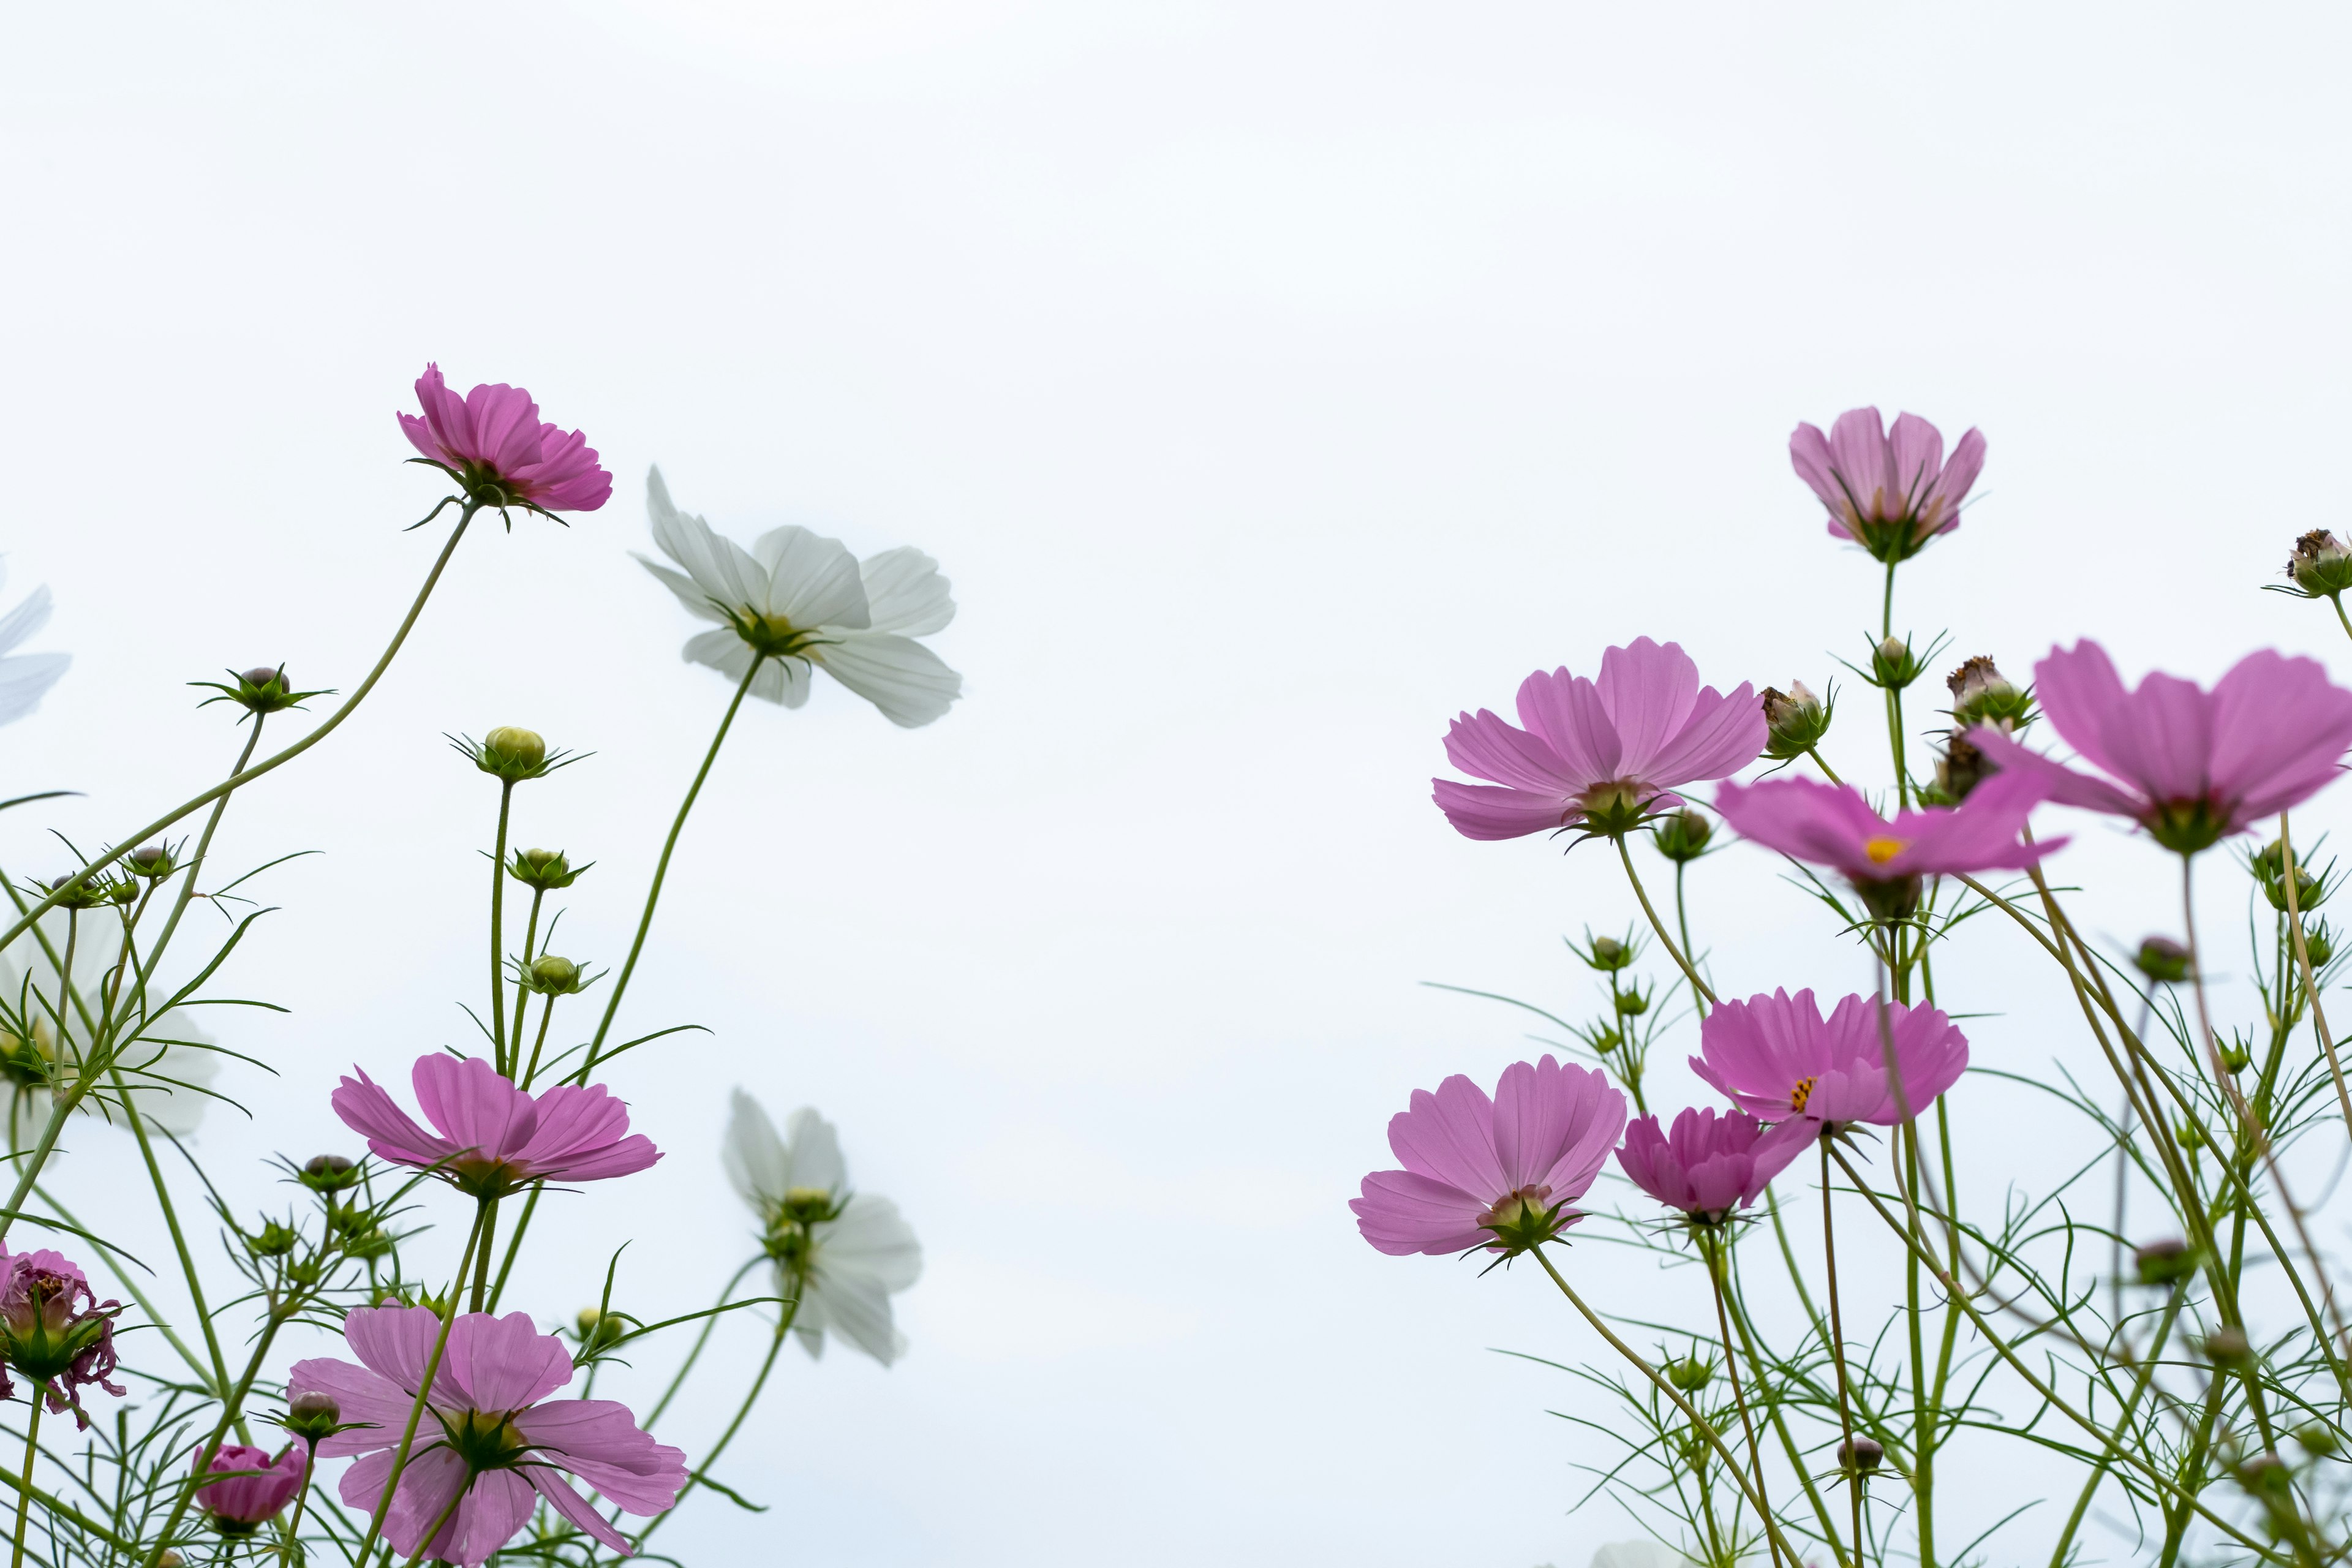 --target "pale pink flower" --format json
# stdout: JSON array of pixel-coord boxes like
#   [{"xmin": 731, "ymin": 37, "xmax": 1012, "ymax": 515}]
[
  {"xmin": 399, "ymin": 363, "xmax": 611, "ymax": 518},
  {"xmin": 331, "ymin": 1055, "xmax": 658, "ymax": 1199},
  {"xmin": 1615, "ymin": 1107, "xmax": 1812, "ymax": 1224},
  {"xmin": 1790, "ymin": 406, "xmax": 1985, "ymax": 562},
  {"xmin": 0, "ymin": 1248, "xmax": 123, "ymax": 1426},
  {"xmin": 1690, "ymin": 989, "xmax": 1969, "ymax": 1133},
  {"xmin": 1353, "ymin": 1056, "xmax": 1626, "ymax": 1256},
  {"xmin": 193, "ymin": 1442, "xmax": 306, "ymax": 1531},
  {"xmin": 291, "ymin": 1307, "xmax": 685, "ymax": 1566},
  {"xmin": 1434, "ymin": 638, "xmax": 1765, "ymax": 842},
  {"xmin": 1970, "ymin": 641, "xmax": 2352, "ymax": 854}
]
